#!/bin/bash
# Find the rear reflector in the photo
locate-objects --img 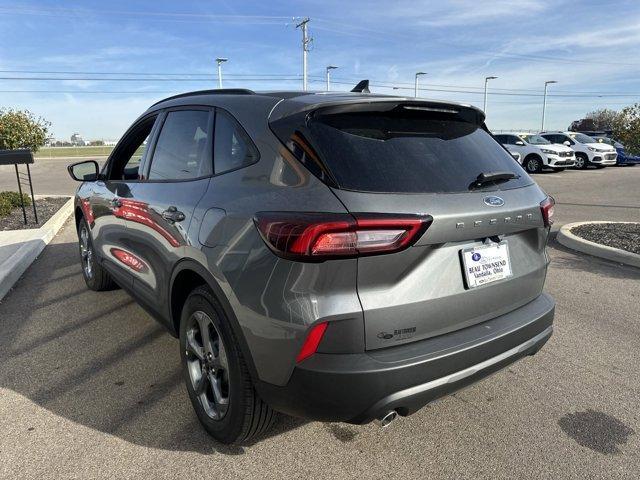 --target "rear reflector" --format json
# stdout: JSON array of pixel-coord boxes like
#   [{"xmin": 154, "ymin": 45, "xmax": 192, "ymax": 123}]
[
  {"xmin": 540, "ymin": 196, "xmax": 555, "ymax": 227},
  {"xmin": 254, "ymin": 212, "xmax": 432, "ymax": 261},
  {"xmin": 296, "ymin": 322, "xmax": 328, "ymax": 363}
]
